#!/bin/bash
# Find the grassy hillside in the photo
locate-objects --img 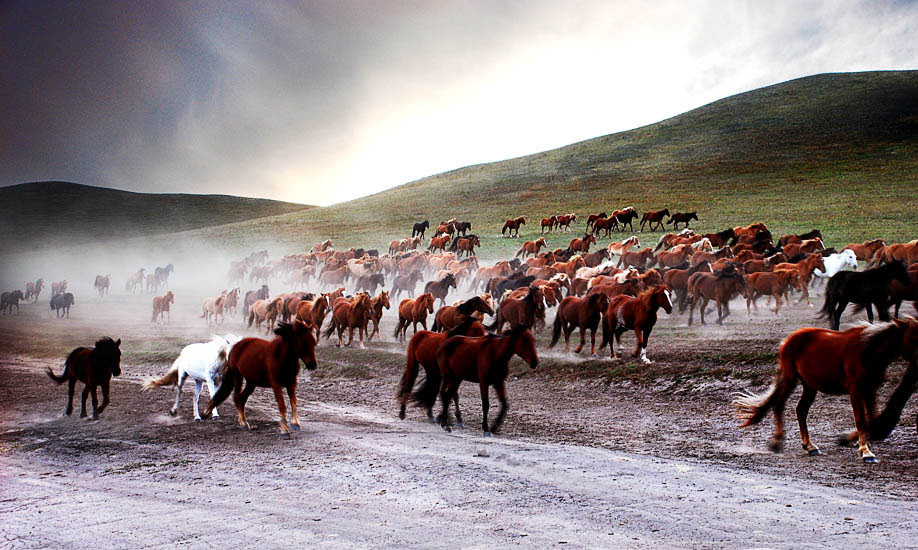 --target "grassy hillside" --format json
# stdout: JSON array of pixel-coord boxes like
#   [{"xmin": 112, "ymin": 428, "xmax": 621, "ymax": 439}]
[
  {"xmin": 176, "ymin": 71, "xmax": 918, "ymax": 258},
  {"xmin": 0, "ymin": 181, "xmax": 312, "ymax": 253}
]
